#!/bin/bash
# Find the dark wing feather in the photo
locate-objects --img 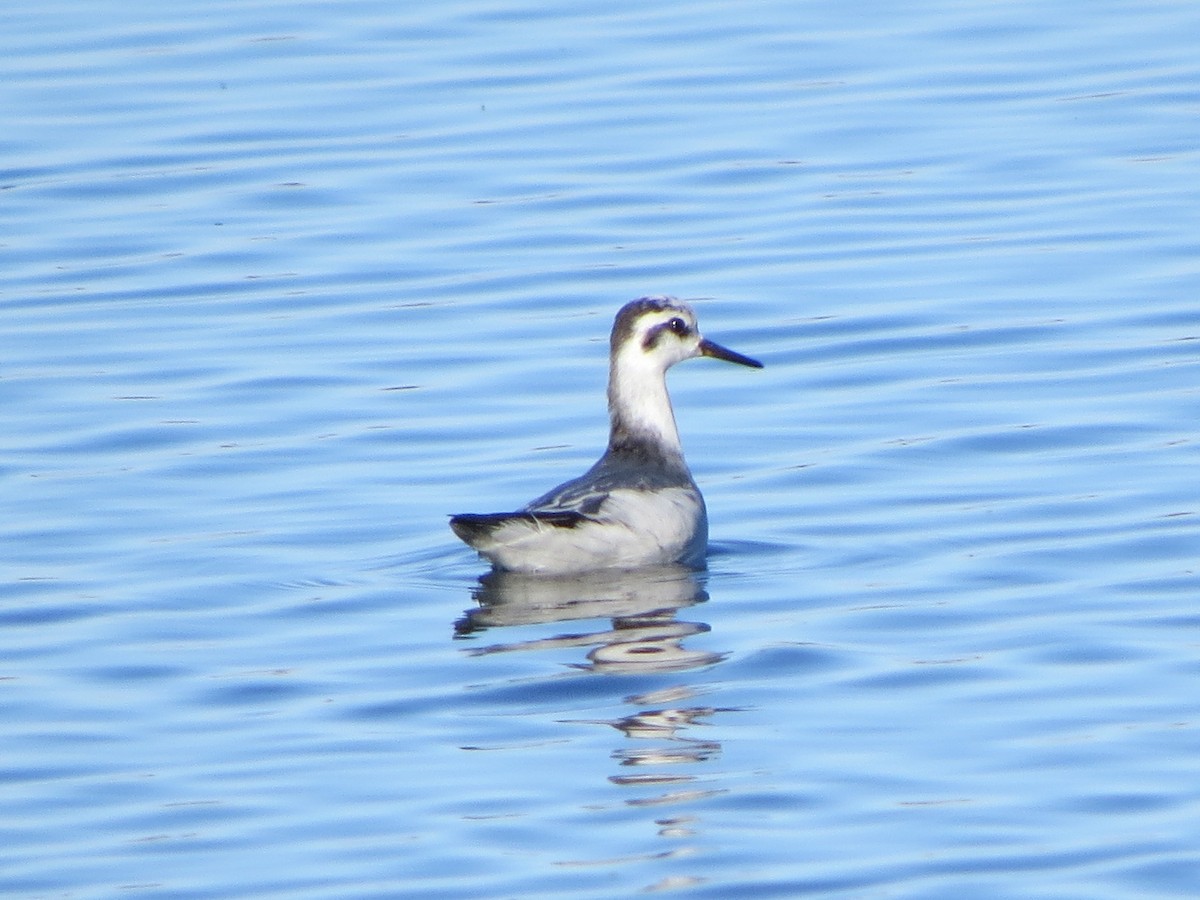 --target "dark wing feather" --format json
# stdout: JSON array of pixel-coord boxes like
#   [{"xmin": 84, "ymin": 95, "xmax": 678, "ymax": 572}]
[
  {"xmin": 450, "ymin": 447, "xmax": 694, "ymax": 544},
  {"xmin": 525, "ymin": 455, "xmax": 690, "ymax": 515},
  {"xmin": 449, "ymin": 510, "xmax": 589, "ymax": 543}
]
